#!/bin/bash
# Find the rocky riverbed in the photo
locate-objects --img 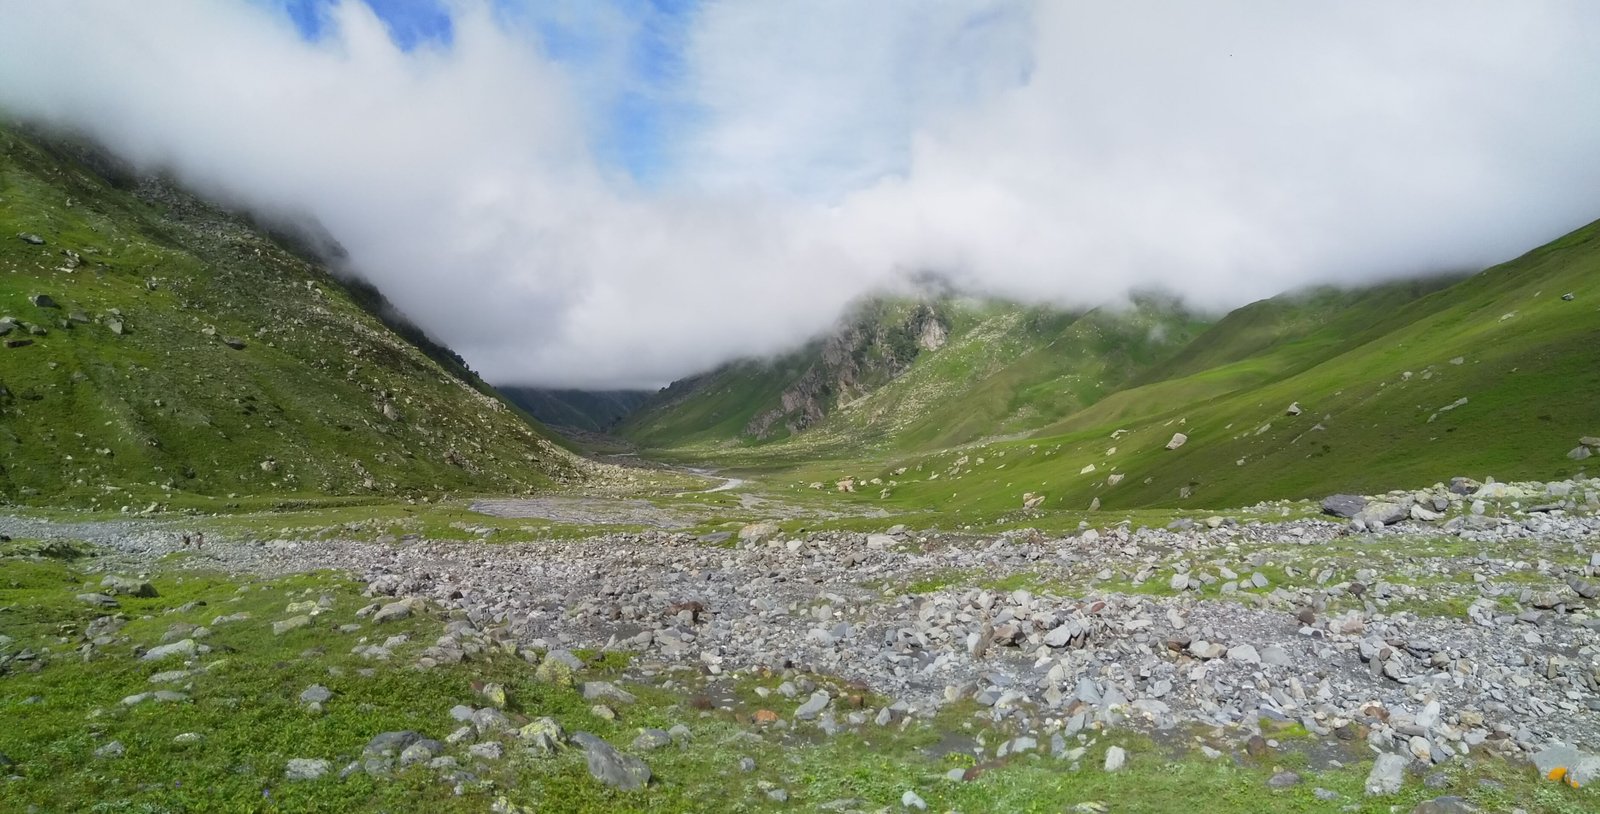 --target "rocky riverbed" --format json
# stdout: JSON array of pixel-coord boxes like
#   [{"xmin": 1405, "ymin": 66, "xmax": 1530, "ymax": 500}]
[{"xmin": 5, "ymin": 475, "xmax": 1600, "ymax": 806}]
